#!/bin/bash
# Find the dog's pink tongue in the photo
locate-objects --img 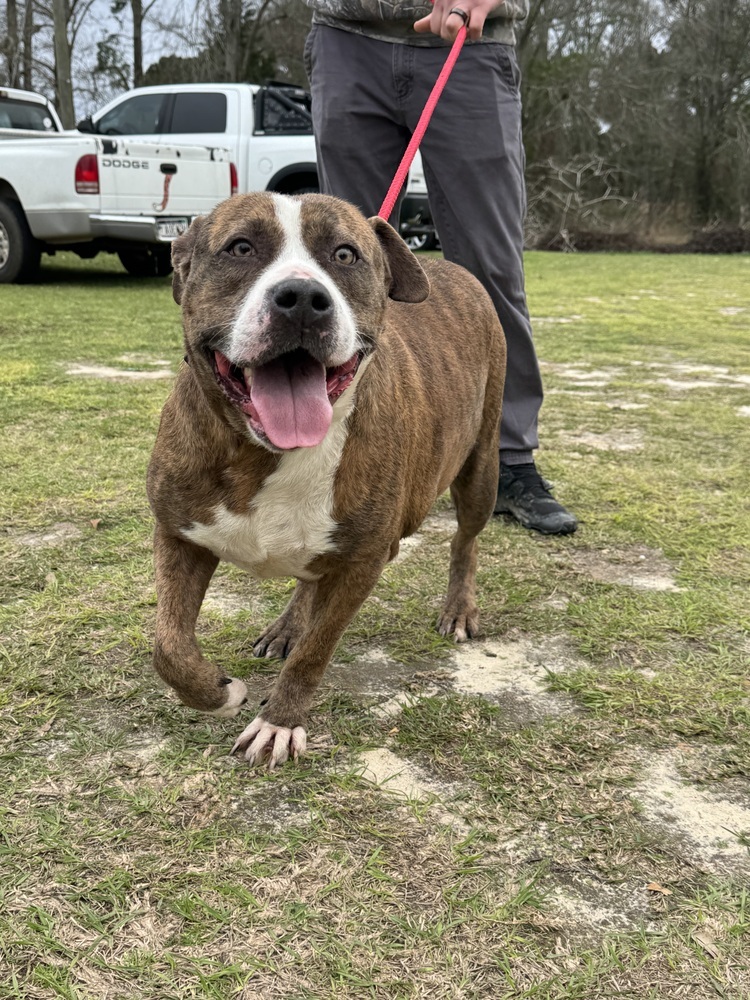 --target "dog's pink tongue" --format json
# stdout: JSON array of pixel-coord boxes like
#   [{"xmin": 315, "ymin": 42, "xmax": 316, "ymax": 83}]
[{"xmin": 251, "ymin": 356, "xmax": 332, "ymax": 449}]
